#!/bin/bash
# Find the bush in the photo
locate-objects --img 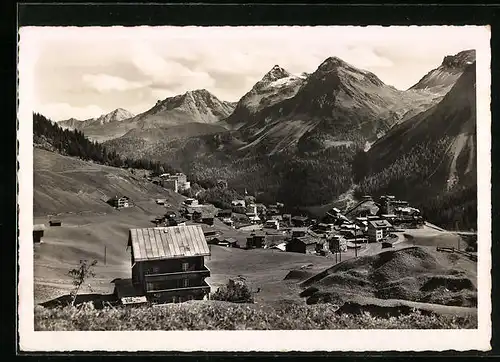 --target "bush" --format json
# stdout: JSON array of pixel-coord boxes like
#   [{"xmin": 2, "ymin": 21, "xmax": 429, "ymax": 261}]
[
  {"xmin": 34, "ymin": 301, "xmax": 477, "ymax": 331},
  {"xmin": 211, "ymin": 279, "xmax": 254, "ymax": 303}
]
